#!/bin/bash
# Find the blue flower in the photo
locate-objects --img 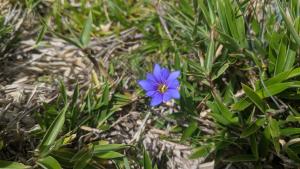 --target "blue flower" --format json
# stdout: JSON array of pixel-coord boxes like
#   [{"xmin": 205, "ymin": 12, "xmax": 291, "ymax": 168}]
[{"xmin": 138, "ymin": 64, "xmax": 180, "ymax": 106}]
